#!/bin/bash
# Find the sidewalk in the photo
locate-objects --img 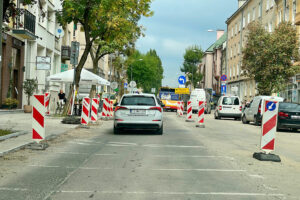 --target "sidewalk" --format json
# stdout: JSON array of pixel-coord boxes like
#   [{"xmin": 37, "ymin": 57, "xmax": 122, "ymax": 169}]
[{"xmin": 0, "ymin": 113, "xmax": 78, "ymax": 156}]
